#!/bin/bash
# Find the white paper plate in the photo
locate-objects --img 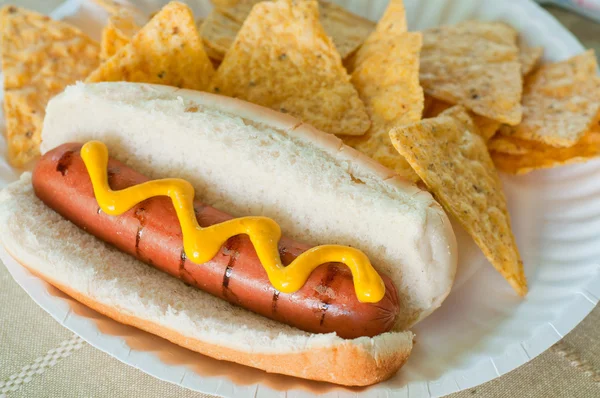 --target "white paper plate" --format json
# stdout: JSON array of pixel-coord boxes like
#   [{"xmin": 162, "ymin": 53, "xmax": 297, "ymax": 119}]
[{"xmin": 1, "ymin": 0, "xmax": 599, "ymax": 397}]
